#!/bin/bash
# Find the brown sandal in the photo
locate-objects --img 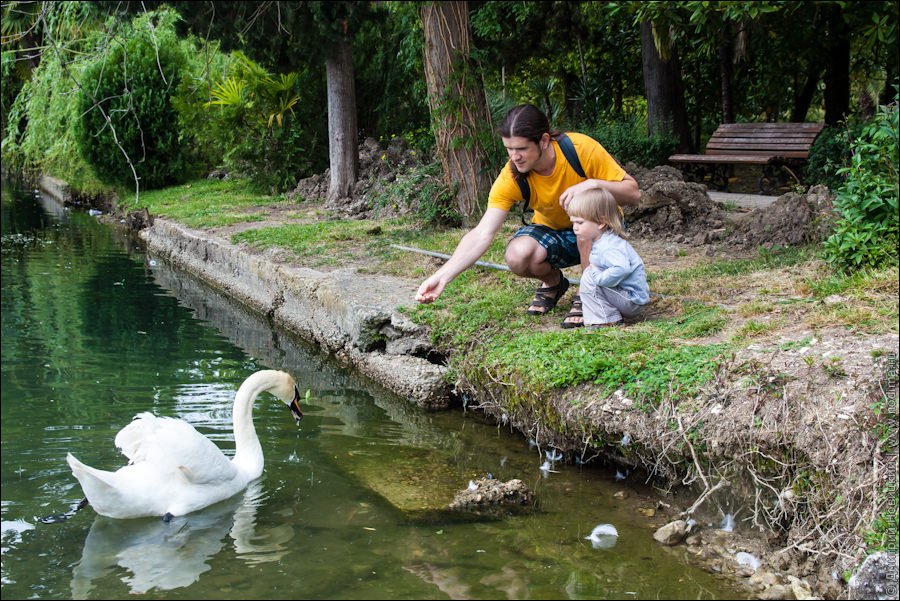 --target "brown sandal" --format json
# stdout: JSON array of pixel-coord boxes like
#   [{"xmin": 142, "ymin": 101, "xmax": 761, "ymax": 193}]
[
  {"xmin": 561, "ymin": 296, "xmax": 584, "ymax": 328},
  {"xmin": 526, "ymin": 270, "xmax": 570, "ymax": 315}
]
